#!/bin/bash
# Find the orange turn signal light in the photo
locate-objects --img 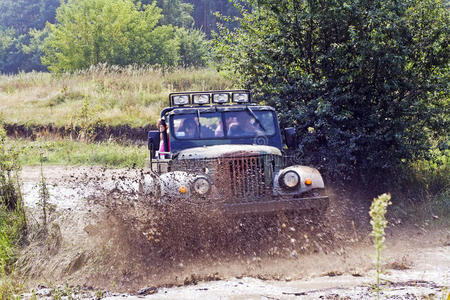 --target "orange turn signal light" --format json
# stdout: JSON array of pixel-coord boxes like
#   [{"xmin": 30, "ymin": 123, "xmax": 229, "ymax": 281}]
[
  {"xmin": 305, "ymin": 178, "xmax": 312, "ymax": 185},
  {"xmin": 179, "ymin": 186, "xmax": 187, "ymax": 194}
]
